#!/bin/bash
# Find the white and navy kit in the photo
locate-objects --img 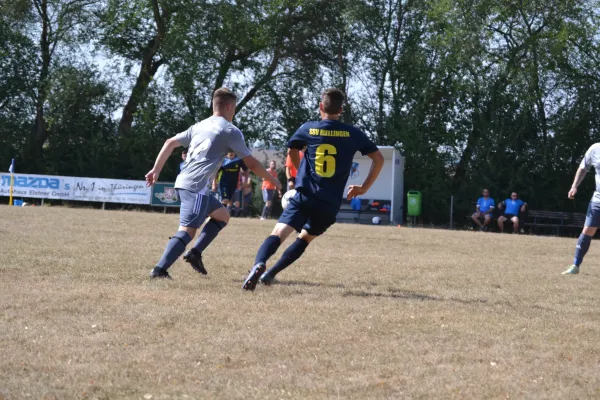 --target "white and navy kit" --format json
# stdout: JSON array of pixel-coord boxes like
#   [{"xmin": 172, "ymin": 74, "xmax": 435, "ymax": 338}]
[
  {"xmin": 580, "ymin": 143, "xmax": 600, "ymax": 227},
  {"xmin": 174, "ymin": 116, "xmax": 251, "ymax": 228}
]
